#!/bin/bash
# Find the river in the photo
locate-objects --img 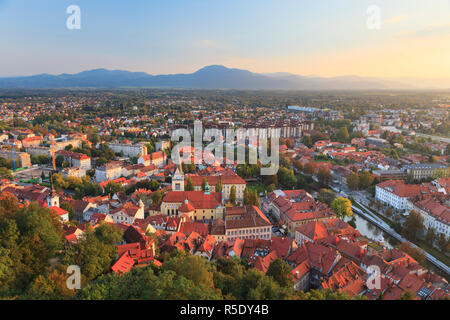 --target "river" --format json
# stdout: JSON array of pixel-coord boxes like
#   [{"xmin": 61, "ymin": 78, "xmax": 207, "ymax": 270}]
[{"xmin": 345, "ymin": 213, "xmax": 399, "ymax": 249}]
